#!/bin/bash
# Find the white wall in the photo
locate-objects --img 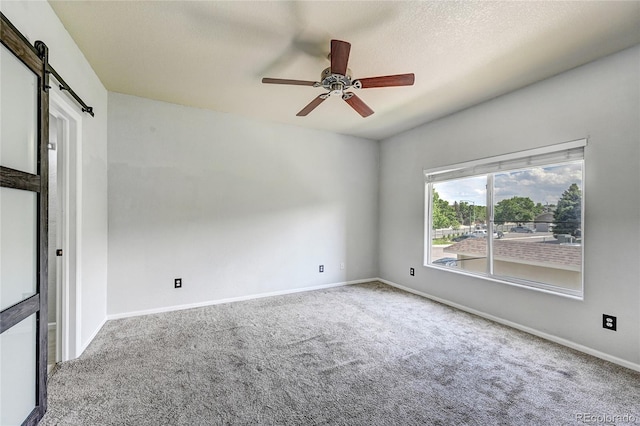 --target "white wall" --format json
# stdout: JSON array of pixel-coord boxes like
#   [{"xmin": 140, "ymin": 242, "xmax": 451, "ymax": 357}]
[
  {"xmin": 378, "ymin": 46, "xmax": 640, "ymax": 367},
  {"xmin": 4, "ymin": 0, "xmax": 637, "ymax": 370},
  {"xmin": 107, "ymin": 93, "xmax": 379, "ymax": 316},
  {"xmin": 1, "ymin": 1, "xmax": 109, "ymax": 352}
]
